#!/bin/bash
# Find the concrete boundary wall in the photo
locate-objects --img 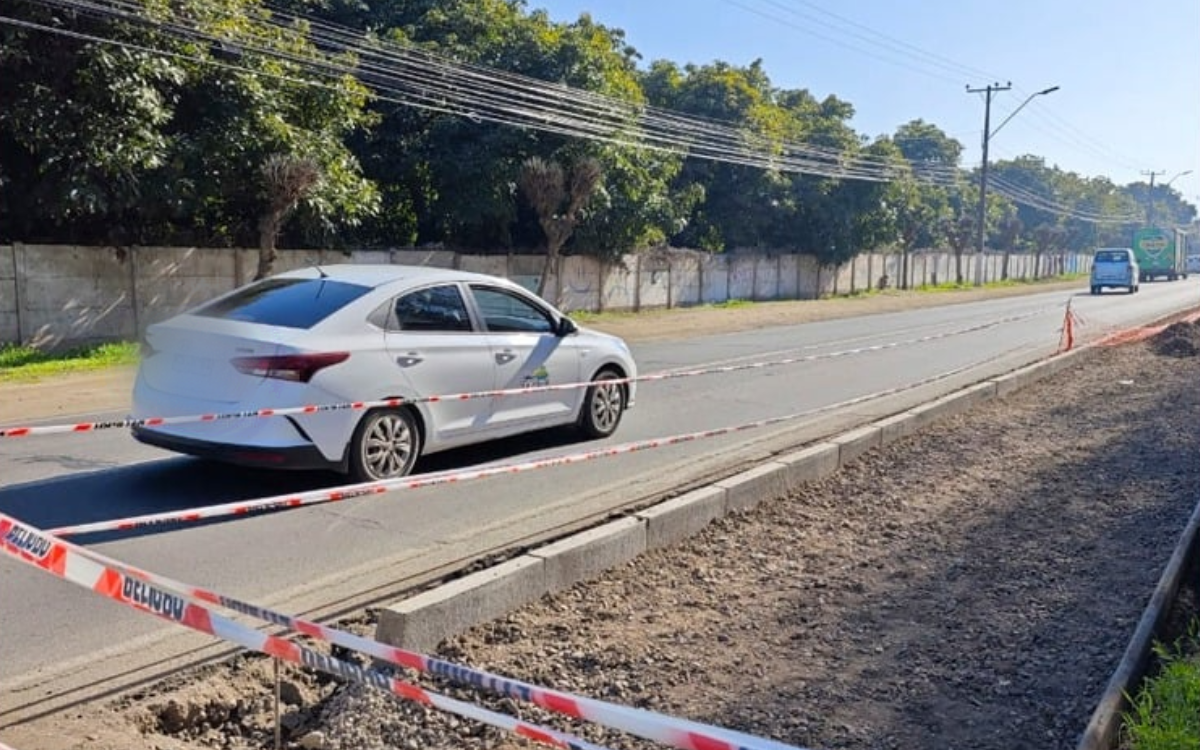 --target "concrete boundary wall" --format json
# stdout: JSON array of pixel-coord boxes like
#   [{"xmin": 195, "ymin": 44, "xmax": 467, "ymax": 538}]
[{"xmin": 0, "ymin": 245, "xmax": 1090, "ymax": 348}]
